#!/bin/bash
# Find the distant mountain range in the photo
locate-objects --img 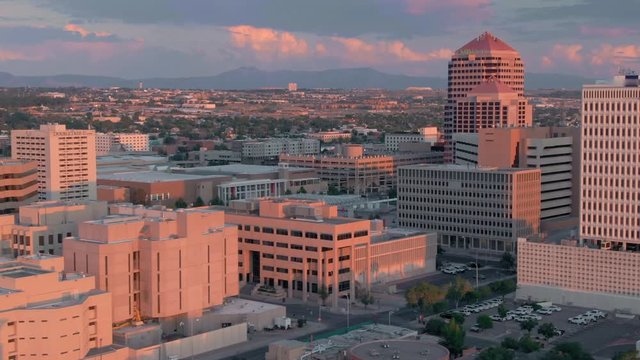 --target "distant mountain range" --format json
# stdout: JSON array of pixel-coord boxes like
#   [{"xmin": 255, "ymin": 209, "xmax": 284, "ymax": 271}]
[{"xmin": 0, "ymin": 67, "xmax": 595, "ymax": 90}]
